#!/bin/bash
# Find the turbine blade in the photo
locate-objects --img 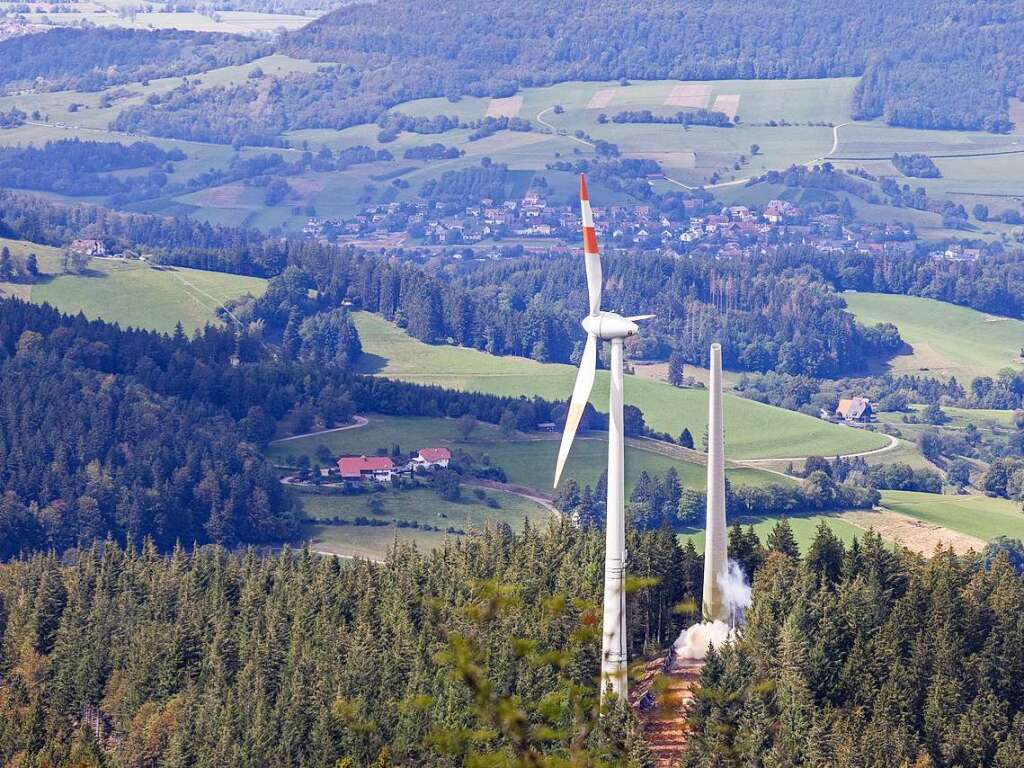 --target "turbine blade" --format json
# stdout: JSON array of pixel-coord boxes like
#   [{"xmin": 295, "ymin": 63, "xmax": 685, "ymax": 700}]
[
  {"xmin": 554, "ymin": 333, "xmax": 598, "ymax": 487},
  {"xmin": 580, "ymin": 174, "xmax": 602, "ymax": 315},
  {"xmin": 625, "ymin": 314, "xmax": 656, "ymax": 322}
]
